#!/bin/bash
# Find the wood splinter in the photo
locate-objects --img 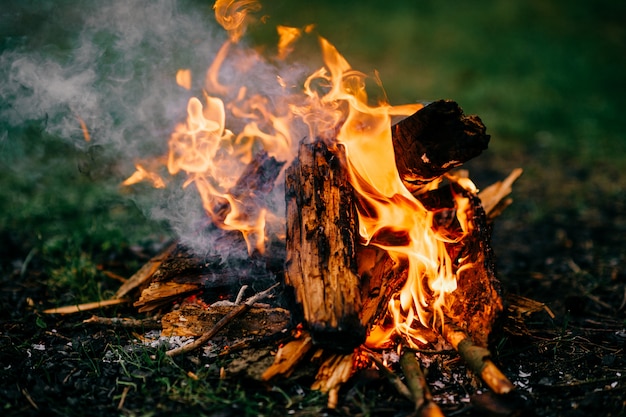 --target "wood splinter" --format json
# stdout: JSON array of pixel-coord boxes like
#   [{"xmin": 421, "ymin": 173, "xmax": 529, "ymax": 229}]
[
  {"xmin": 440, "ymin": 321, "xmax": 515, "ymax": 394},
  {"xmin": 311, "ymin": 352, "xmax": 355, "ymax": 409}
]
